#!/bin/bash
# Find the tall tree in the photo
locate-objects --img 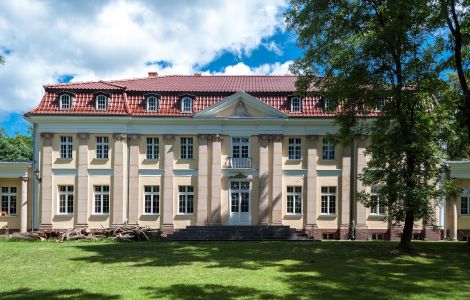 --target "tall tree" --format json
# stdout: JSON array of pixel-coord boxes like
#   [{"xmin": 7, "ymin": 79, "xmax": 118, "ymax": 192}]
[
  {"xmin": 0, "ymin": 127, "xmax": 33, "ymax": 161},
  {"xmin": 286, "ymin": 0, "xmax": 450, "ymax": 250}
]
